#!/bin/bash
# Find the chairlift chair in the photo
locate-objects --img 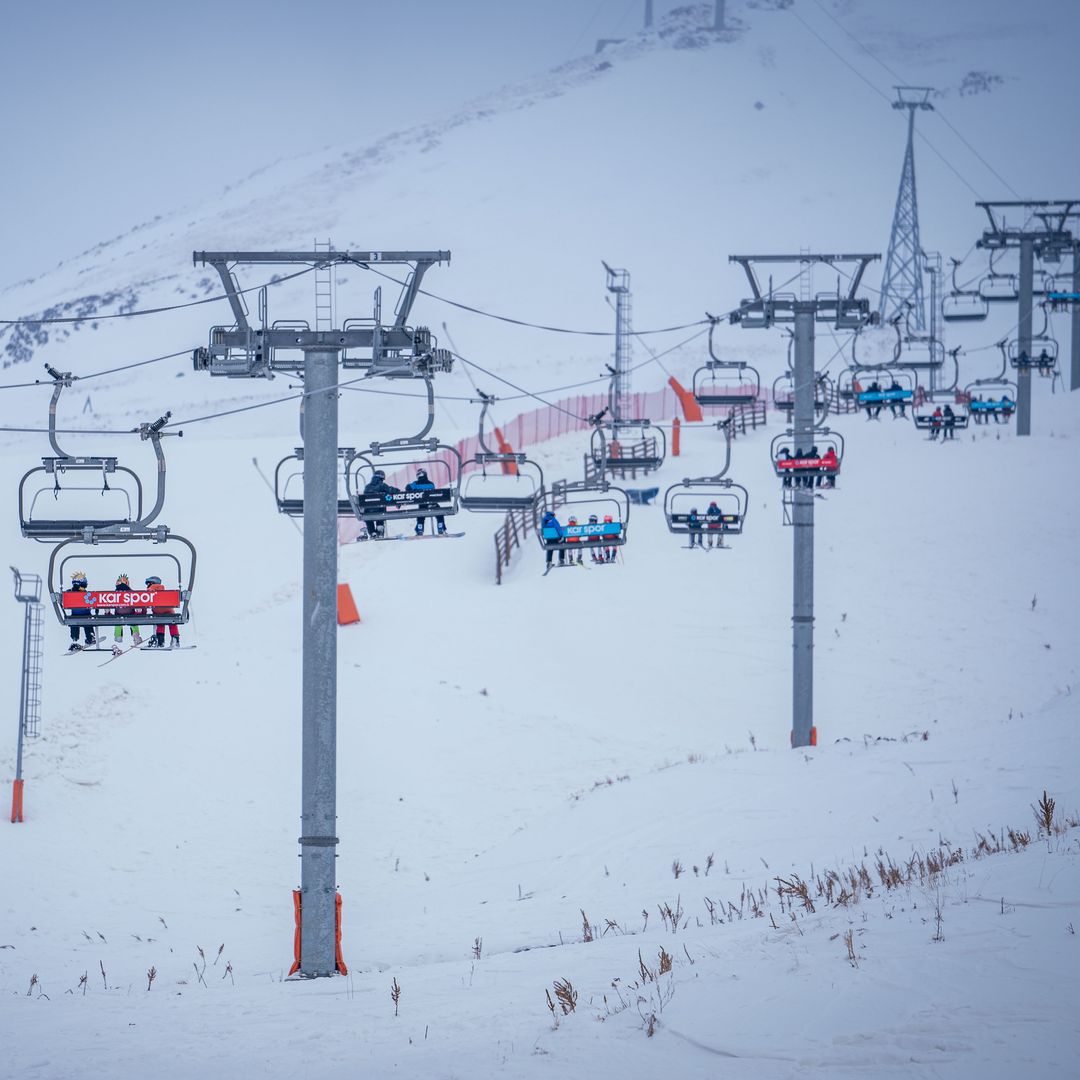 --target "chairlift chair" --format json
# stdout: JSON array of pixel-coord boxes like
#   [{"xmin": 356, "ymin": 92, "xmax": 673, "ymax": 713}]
[
  {"xmin": 458, "ymin": 392, "xmax": 545, "ymax": 512},
  {"xmin": 691, "ymin": 361, "xmax": 761, "ymax": 407},
  {"xmin": 963, "ymin": 378, "xmax": 1018, "ymax": 424},
  {"xmin": 534, "ymin": 480, "xmax": 630, "ymax": 554},
  {"xmin": 348, "ymin": 446, "xmax": 461, "ymax": 525},
  {"xmin": 912, "ymin": 393, "xmax": 971, "ymax": 433},
  {"xmin": 978, "ymin": 251, "xmax": 1019, "ymax": 303},
  {"xmin": 854, "ymin": 368, "xmax": 915, "ymax": 417},
  {"xmin": 589, "ymin": 419, "xmax": 666, "ymax": 477},
  {"xmin": 942, "ymin": 257, "xmax": 989, "ymax": 323},
  {"xmin": 664, "ymin": 479, "xmax": 748, "ymax": 540},
  {"xmin": 49, "ymin": 531, "xmax": 196, "ymax": 632},
  {"xmin": 273, "ymin": 448, "xmax": 357, "ymax": 517},
  {"xmin": 771, "ymin": 372, "xmax": 829, "ymax": 424},
  {"xmin": 770, "ymin": 430, "xmax": 844, "ymax": 489}
]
